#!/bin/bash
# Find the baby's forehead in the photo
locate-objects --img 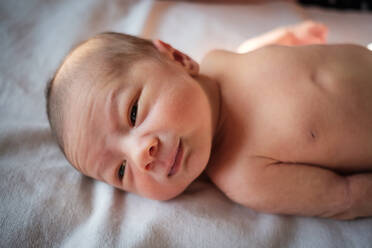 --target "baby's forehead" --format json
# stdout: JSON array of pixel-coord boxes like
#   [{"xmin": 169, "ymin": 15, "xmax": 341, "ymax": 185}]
[
  {"xmin": 66, "ymin": 43, "xmax": 155, "ymax": 75},
  {"xmin": 59, "ymin": 41, "xmax": 173, "ymax": 103}
]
